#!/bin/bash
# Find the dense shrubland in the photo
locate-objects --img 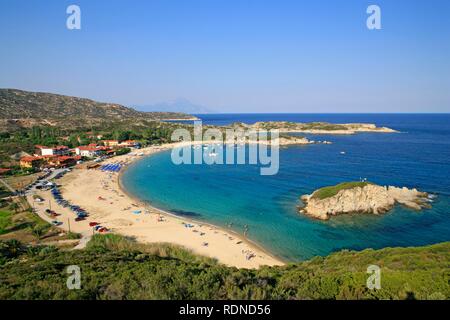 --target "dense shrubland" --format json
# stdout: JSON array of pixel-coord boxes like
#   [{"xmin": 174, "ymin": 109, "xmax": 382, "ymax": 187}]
[{"xmin": 0, "ymin": 234, "xmax": 448, "ymax": 300}]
